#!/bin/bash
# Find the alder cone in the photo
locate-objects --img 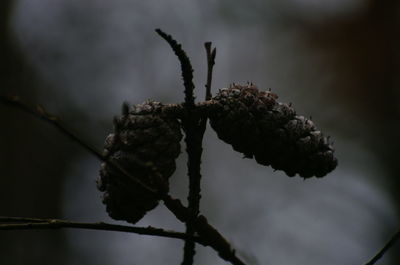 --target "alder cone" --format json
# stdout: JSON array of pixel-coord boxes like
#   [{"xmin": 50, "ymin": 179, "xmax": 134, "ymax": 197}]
[
  {"xmin": 209, "ymin": 84, "xmax": 337, "ymax": 178},
  {"xmin": 97, "ymin": 101, "xmax": 182, "ymax": 224}
]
